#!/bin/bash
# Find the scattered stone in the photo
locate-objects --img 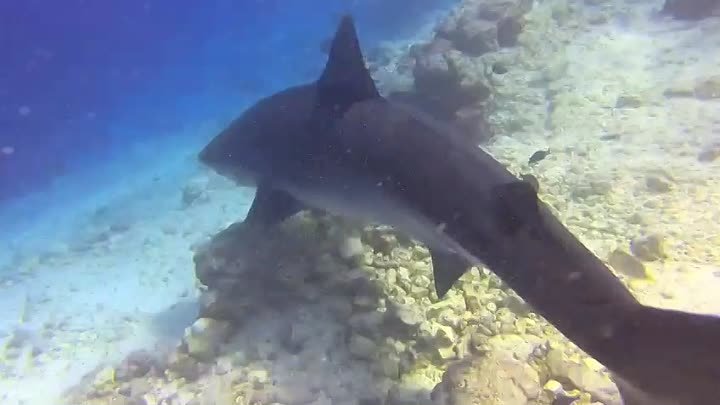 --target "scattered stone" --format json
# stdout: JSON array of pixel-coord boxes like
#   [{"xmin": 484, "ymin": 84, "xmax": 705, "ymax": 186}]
[
  {"xmin": 608, "ymin": 249, "xmax": 648, "ymax": 278},
  {"xmin": 694, "ymin": 75, "xmax": 720, "ymax": 99},
  {"xmin": 272, "ymin": 383, "xmax": 320, "ymax": 405},
  {"xmin": 698, "ymin": 144, "xmax": 720, "ymax": 162},
  {"xmin": 437, "ymin": 17, "xmax": 499, "ymax": 56},
  {"xmin": 181, "ymin": 177, "xmax": 210, "ymax": 208},
  {"xmin": 378, "ymin": 354, "xmax": 401, "ymax": 379},
  {"xmin": 419, "ymin": 321, "xmax": 457, "ymax": 348},
  {"xmin": 627, "ymin": 212, "xmax": 648, "ymax": 226},
  {"xmin": 487, "ymin": 334, "xmax": 544, "ymax": 362},
  {"xmin": 92, "ymin": 366, "xmax": 116, "ymax": 390},
  {"xmin": 614, "ymin": 94, "xmax": 643, "ymax": 108},
  {"xmin": 389, "ymin": 374, "xmax": 436, "ymax": 405},
  {"xmin": 118, "ymin": 378, "xmax": 152, "ymax": 398},
  {"xmin": 491, "ymin": 62, "xmax": 508, "ymax": 74},
  {"xmin": 435, "ymin": 0, "xmax": 531, "ymax": 54},
  {"xmin": 543, "ymin": 379, "xmax": 565, "ymax": 396},
  {"xmin": 431, "ymin": 349, "xmax": 541, "ymax": 405},
  {"xmin": 362, "ymin": 227, "xmax": 399, "ymax": 256},
  {"xmin": 565, "ymin": 361, "xmax": 621, "ymax": 404},
  {"xmin": 349, "ymin": 310, "xmax": 386, "ymax": 338},
  {"xmin": 546, "ymin": 347, "xmax": 621, "ymax": 405},
  {"xmin": 349, "ymin": 334, "xmax": 378, "ymax": 360},
  {"xmin": 183, "ymin": 318, "xmax": 232, "ymax": 362},
  {"xmin": 630, "ymin": 234, "xmax": 667, "ymax": 261},
  {"xmin": 645, "ymin": 175, "xmax": 672, "ymax": 193},
  {"xmin": 115, "ymin": 350, "xmax": 160, "ymax": 382},
  {"xmin": 386, "ymin": 301, "xmax": 425, "ymax": 333},
  {"xmin": 339, "ymin": 235, "xmax": 364, "ymax": 260},
  {"xmin": 166, "ymin": 351, "xmax": 201, "ymax": 381},
  {"xmin": 662, "ymin": 0, "xmax": 720, "ymax": 21},
  {"xmin": 571, "ymin": 179, "xmax": 613, "ymax": 199},
  {"xmin": 497, "ymin": 16, "xmax": 523, "ymax": 47},
  {"xmin": 280, "ymin": 321, "xmax": 315, "ymax": 354},
  {"xmin": 496, "ymin": 308, "xmax": 518, "ymax": 334}
]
